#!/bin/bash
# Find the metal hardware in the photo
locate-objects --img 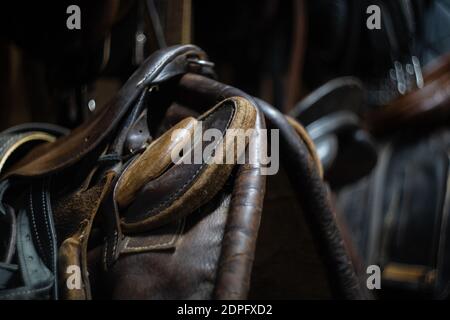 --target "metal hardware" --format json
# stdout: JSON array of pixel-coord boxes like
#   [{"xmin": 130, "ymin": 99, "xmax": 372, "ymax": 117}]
[{"xmin": 187, "ymin": 58, "xmax": 215, "ymax": 68}]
